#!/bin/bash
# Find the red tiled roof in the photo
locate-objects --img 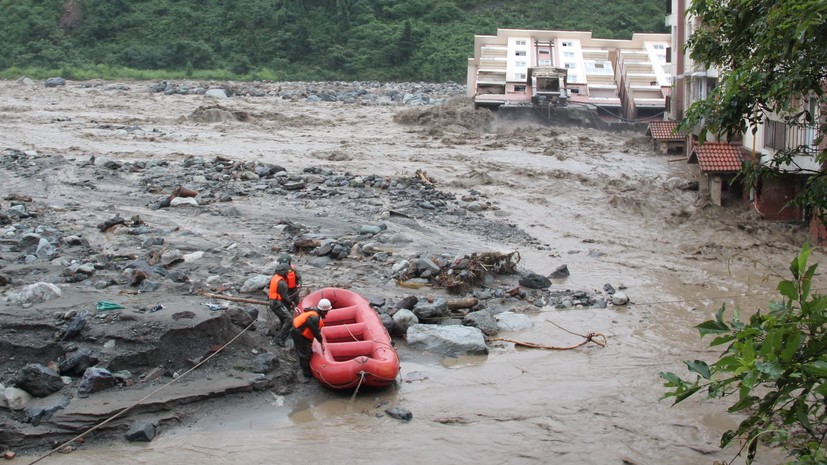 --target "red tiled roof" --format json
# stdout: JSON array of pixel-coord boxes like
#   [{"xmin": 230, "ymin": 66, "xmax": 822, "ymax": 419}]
[
  {"xmin": 691, "ymin": 143, "xmax": 744, "ymax": 173},
  {"xmin": 648, "ymin": 121, "xmax": 686, "ymax": 140}
]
